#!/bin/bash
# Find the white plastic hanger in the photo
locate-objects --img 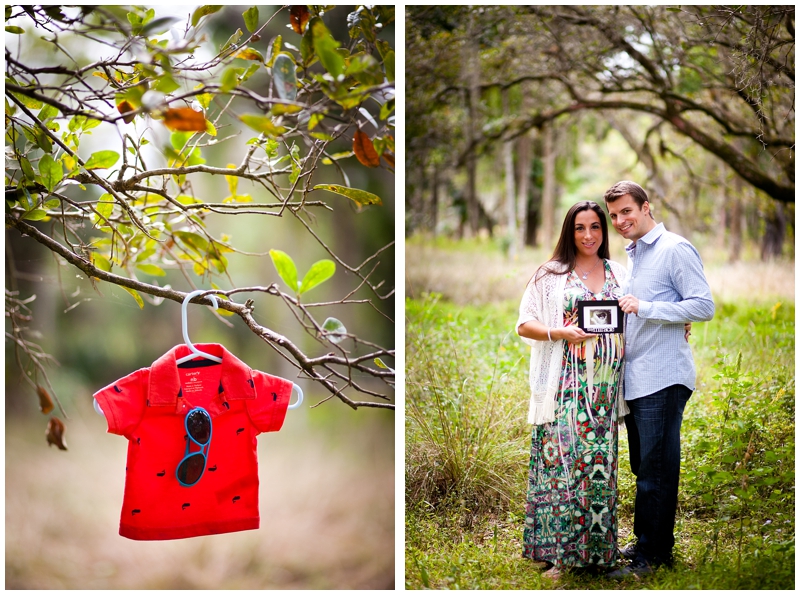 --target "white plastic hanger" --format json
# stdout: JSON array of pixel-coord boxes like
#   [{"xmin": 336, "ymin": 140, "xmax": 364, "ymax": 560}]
[
  {"xmin": 94, "ymin": 290, "xmax": 303, "ymax": 415},
  {"xmin": 176, "ymin": 289, "xmax": 223, "ymax": 365}
]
